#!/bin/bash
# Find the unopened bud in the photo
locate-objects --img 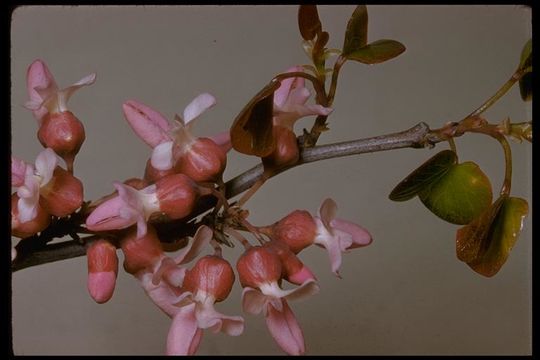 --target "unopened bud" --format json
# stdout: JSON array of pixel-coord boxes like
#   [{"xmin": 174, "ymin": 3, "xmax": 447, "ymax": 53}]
[
  {"xmin": 263, "ymin": 126, "xmax": 299, "ymax": 169},
  {"xmin": 156, "ymin": 173, "xmax": 199, "ymax": 219},
  {"xmin": 87, "ymin": 239, "xmax": 118, "ymax": 304},
  {"xmin": 271, "ymin": 210, "xmax": 317, "ymax": 254},
  {"xmin": 264, "ymin": 241, "xmax": 316, "ymax": 285},
  {"xmin": 237, "ymin": 246, "xmax": 282, "ymax": 288},
  {"xmin": 39, "ymin": 166, "xmax": 84, "ymax": 218},
  {"xmin": 120, "ymin": 226, "xmax": 163, "ymax": 274},
  {"xmin": 174, "ymin": 138, "xmax": 227, "ymax": 183},
  {"xmin": 11, "ymin": 193, "xmax": 50, "ymax": 238},
  {"xmin": 183, "ymin": 255, "xmax": 235, "ymax": 302}
]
